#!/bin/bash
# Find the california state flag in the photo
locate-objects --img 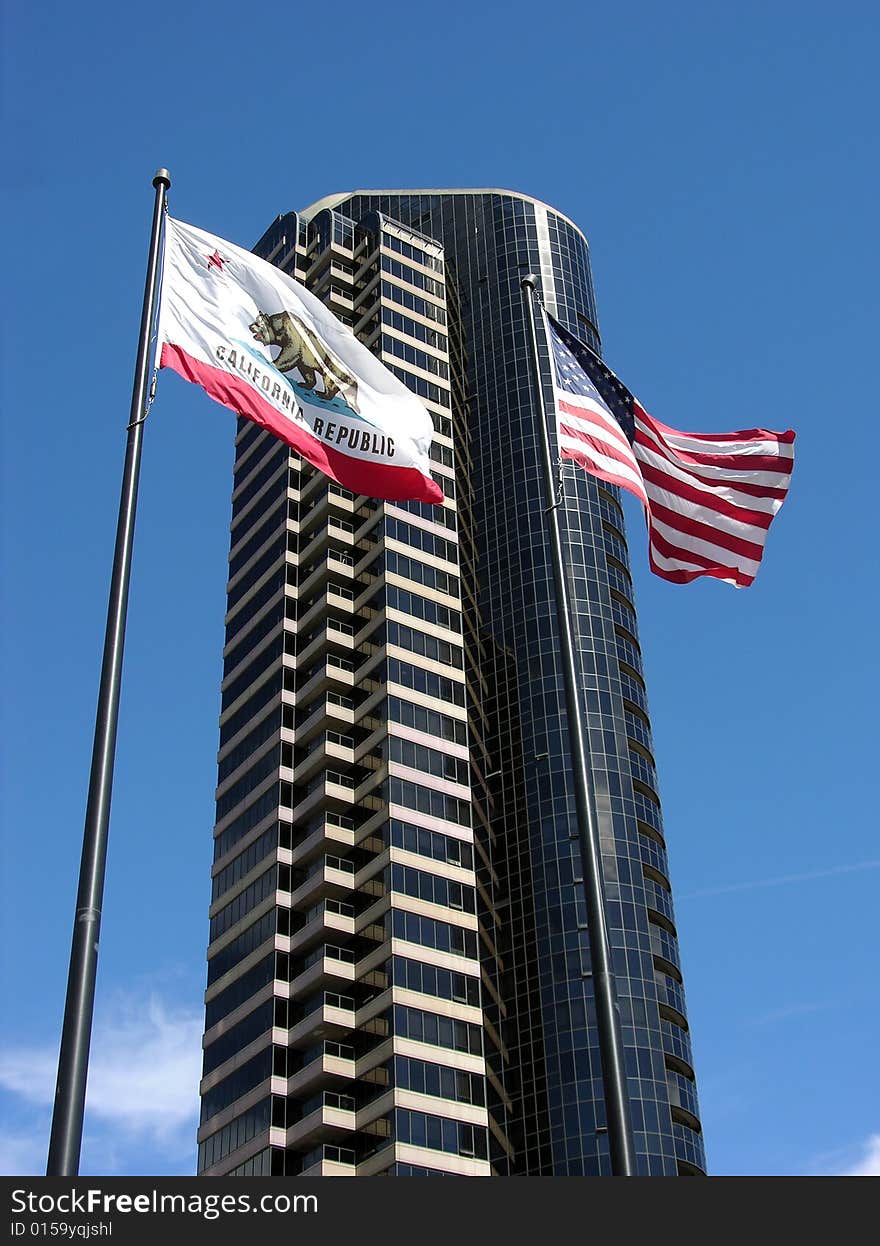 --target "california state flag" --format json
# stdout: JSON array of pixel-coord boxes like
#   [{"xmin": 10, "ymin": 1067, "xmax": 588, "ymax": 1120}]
[{"xmin": 157, "ymin": 217, "xmax": 443, "ymax": 504}]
